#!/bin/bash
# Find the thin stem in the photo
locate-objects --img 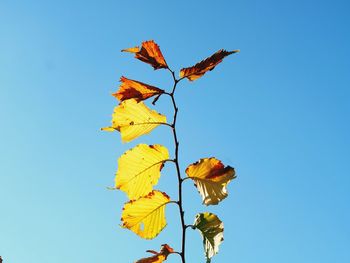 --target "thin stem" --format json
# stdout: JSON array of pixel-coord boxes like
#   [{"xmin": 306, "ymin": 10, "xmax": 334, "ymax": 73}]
[
  {"xmin": 167, "ymin": 66, "xmax": 186, "ymax": 263},
  {"xmin": 171, "ymin": 251, "xmax": 183, "ymax": 258},
  {"xmin": 181, "ymin": 177, "xmax": 191, "ymax": 182},
  {"xmin": 105, "ymin": 122, "xmax": 173, "ymax": 130},
  {"xmin": 127, "ymin": 122, "xmax": 173, "ymax": 128},
  {"xmin": 168, "ymin": 200, "xmax": 180, "ymax": 206}
]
